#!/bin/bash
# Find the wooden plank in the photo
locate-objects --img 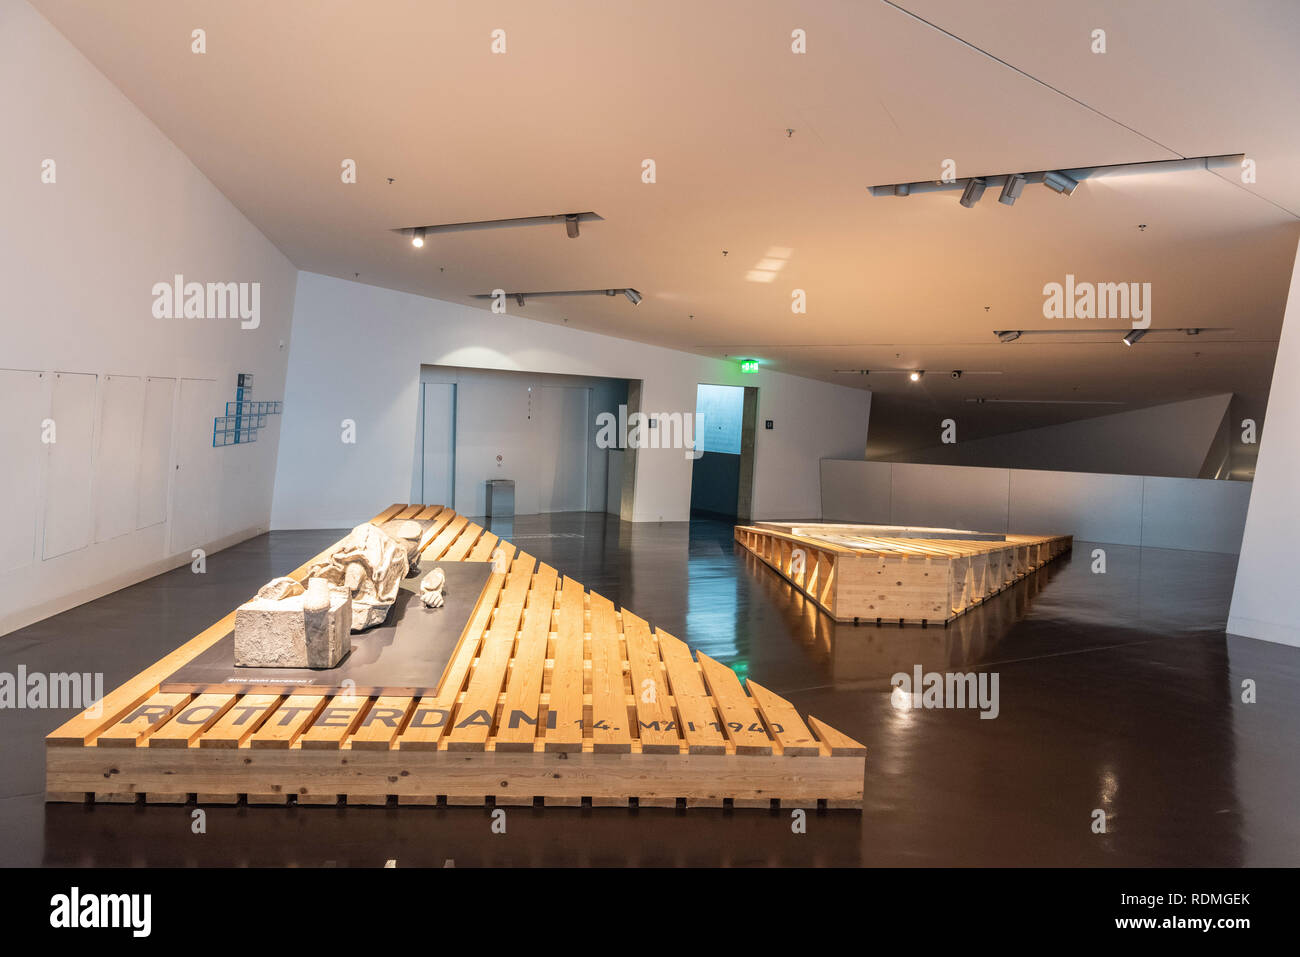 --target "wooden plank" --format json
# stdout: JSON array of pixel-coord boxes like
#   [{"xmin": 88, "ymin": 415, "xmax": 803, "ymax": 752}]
[
  {"xmin": 423, "ymin": 513, "xmax": 469, "ymax": 561},
  {"xmin": 542, "ymin": 576, "xmax": 586, "ymax": 752},
  {"xmin": 467, "ymin": 531, "xmax": 500, "ymax": 563},
  {"xmin": 696, "ymin": 654, "xmax": 773, "ymax": 755},
  {"xmin": 248, "ymin": 695, "xmax": 327, "ymax": 749},
  {"xmin": 807, "ymin": 715, "xmax": 868, "ymax": 757},
  {"xmin": 299, "ymin": 694, "xmax": 371, "ymax": 750},
  {"xmin": 348, "ymin": 696, "xmax": 413, "ymax": 750},
  {"xmin": 620, "ymin": 611, "xmax": 681, "ymax": 754},
  {"xmin": 441, "ymin": 521, "xmax": 484, "ymax": 562},
  {"xmin": 444, "ymin": 553, "xmax": 536, "ymax": 751},
  {"xmin": 198, "ymin": 694, "xmax": 281, "ymax": 749},
  {"xmin": 96, "ymin": 693, "xmax": 191, "ymax": 748},
  {"xmin": 146, "ymin": 693, "xmax": 236, "ymax": 749},
  {"xmin": 744, "ymin": 681, "xmax": 820, "ymax": 756},
  {"xmin": 656, "ymin": 631, "xmax": 726, "ymax": 755},
  {"xmin": 46, "ymin": 504, "xmax": 402, "ymax": 747},
  {"xmin": 494, "ymin": 563, "xmax": 559, "ymax": 752},
  {"xmin": 587, "ymin": 593, "xmax": 632, "ymax": 753}
]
